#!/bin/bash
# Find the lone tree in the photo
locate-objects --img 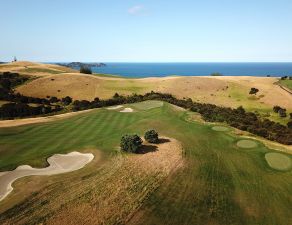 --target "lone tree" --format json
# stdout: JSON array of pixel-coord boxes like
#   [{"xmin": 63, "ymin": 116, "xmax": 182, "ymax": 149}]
[
  {"xmin": 144, "ymin": 129, "xmax": 159, "ymax": 143},
  {"xmin": 249, "ymin": 87, "xmax": 259, "ymax": 95},
  {"xmin": 120, "ymin": 134, "xmax": 143, "ymax": 153},
  {"xmin": 80, "ymin": 66, "xmax": 92, "ymax": 74}
]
